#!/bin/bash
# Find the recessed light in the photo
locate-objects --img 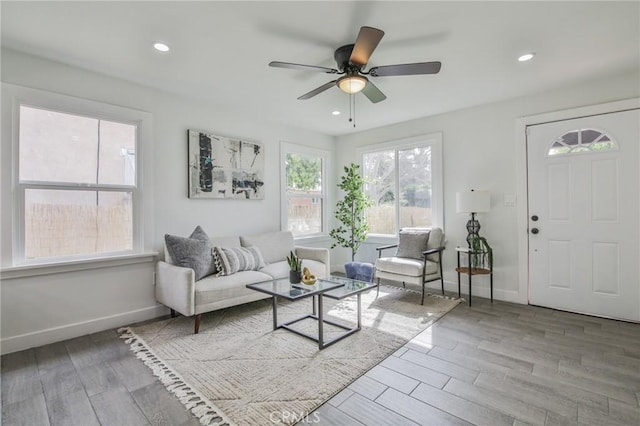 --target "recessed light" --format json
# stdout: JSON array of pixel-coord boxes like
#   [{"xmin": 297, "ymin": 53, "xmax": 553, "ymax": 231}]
[
  {"xmin": 153, "ymin": 42, "xmax": 170, "ymax": 52},
  {"xmin": 331, "ymin": 111, "xmax": 341, "ymax": 116},
  {"xmin": 518, "ymin": 52, "xmax": 535, "ymax": 62}
]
